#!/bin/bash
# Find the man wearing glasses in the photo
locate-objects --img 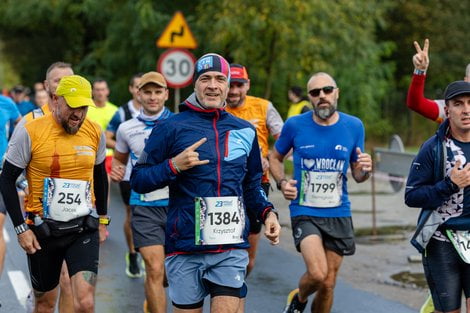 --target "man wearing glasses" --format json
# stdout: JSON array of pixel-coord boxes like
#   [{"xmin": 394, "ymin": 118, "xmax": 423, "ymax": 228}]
[{"xmin": 270, "ymin": 72, "xmax": 372, "ymax": 313}]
